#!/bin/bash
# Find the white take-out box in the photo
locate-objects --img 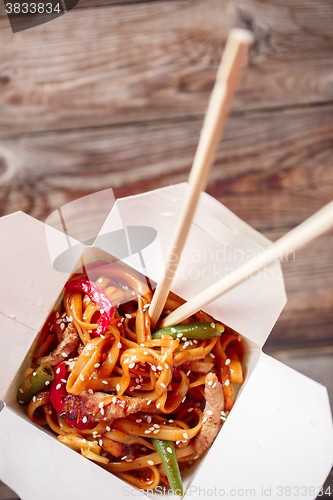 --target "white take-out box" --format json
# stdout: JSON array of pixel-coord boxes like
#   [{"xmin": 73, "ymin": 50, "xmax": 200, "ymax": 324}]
[{"xmin": 0, "ymin": 183, "xmax": 332, "ymax": 500}]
